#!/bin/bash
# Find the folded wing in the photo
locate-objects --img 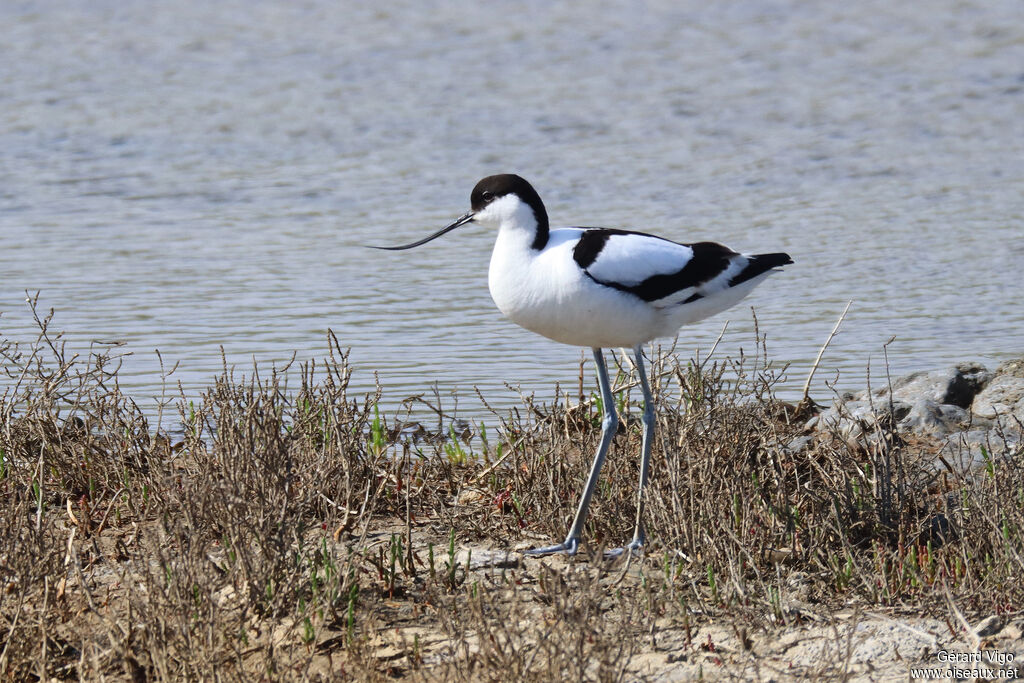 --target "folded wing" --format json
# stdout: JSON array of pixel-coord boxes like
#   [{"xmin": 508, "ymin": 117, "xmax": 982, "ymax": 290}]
[{"xmin": 575, "ymin": 229, "xmax": 791, "ymax": 307}]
